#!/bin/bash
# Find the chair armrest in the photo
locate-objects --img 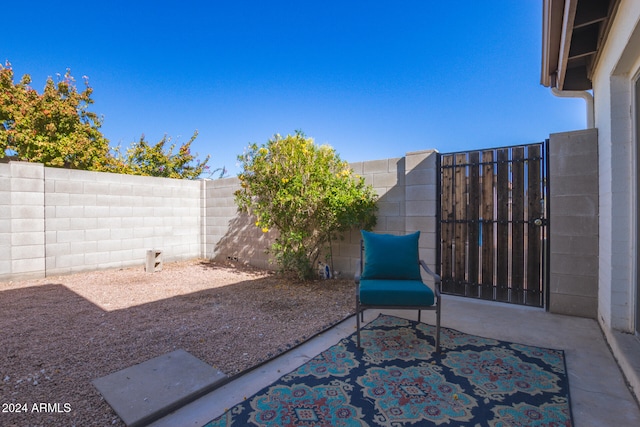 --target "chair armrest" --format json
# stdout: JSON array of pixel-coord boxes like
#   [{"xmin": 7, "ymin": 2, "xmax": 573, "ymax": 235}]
[
  {"xmin": 419, "ymin": 260, "xmax": 441, "ymax": 297},
  {"xmin": 419, "ymin": 260, "xmax": 440, "ymax": 280}
]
